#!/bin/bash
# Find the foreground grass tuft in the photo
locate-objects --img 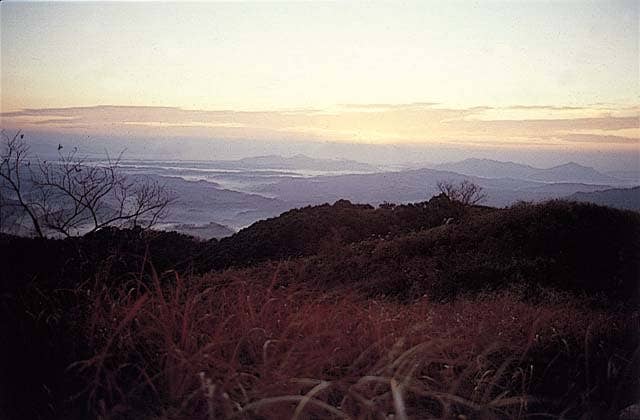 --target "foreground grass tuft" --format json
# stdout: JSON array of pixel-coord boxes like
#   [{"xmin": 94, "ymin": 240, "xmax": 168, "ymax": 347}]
[{"xmin": 64, "ymin": 266, "xmax": 637, "ymax": 419}]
